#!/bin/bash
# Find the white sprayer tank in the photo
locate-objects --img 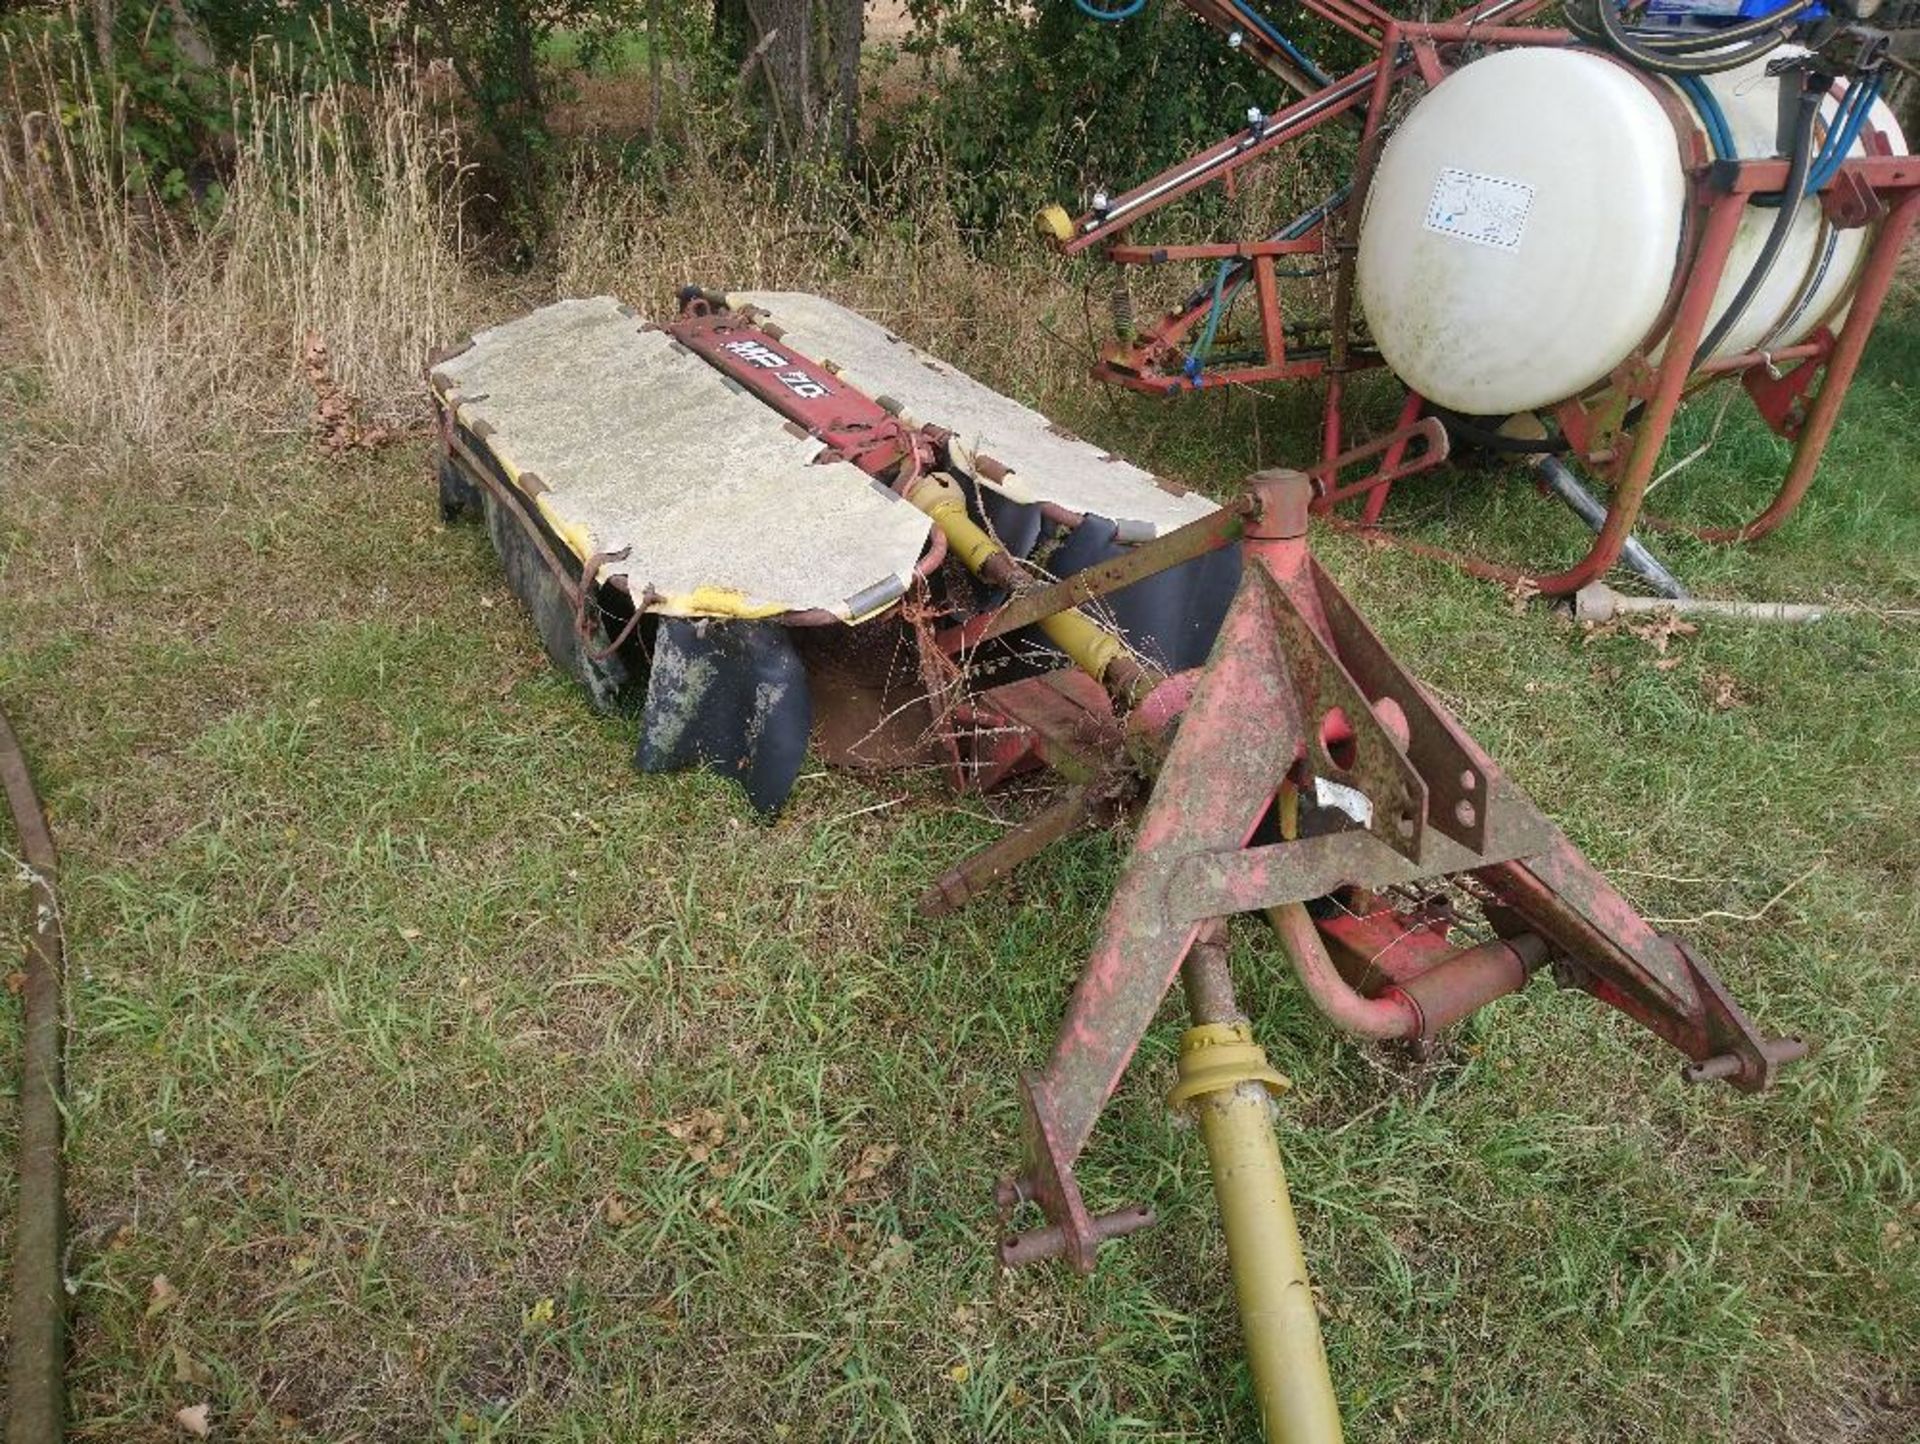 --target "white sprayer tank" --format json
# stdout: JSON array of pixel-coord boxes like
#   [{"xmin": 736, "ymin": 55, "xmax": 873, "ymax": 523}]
[{"xmin": 1355, "ymin": 46, "xmax": 1907, "ymax": 417}]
